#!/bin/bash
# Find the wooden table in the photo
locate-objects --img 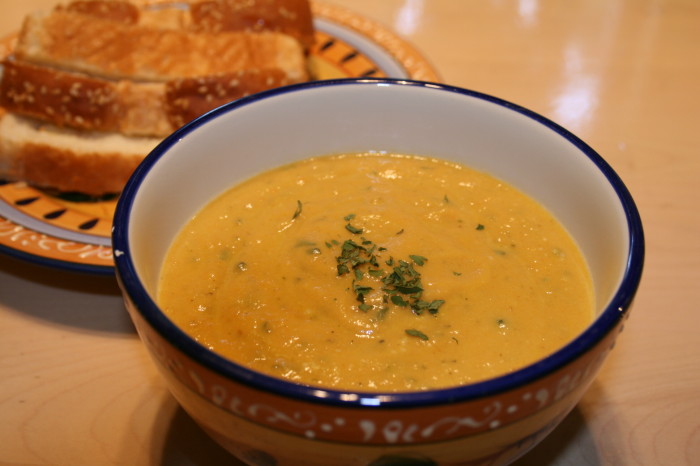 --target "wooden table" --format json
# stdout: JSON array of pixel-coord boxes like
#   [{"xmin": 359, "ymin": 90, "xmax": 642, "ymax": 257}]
[{"xmin": 1, "ymin": 0, "xmax": 698, "ymax": 464}]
